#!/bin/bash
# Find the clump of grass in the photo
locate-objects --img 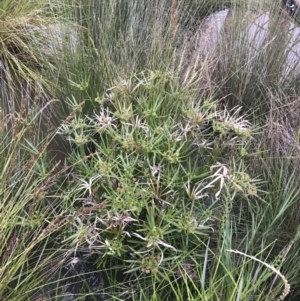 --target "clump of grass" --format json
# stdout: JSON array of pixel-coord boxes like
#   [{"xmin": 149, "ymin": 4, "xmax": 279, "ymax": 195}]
[
  {"xmin": 179, "ymin": 1, "xmax": 300, "ymax": 117},
  {"xmin": 0, "ymin": 0, "xmax": 68, "ymax": 104},
  {"xmin": 0, "ymin": 98, "xmax": 72, "ymax": 300},
  {"xmin": 0, "ymin": 0, "xmax": 80, "ymax": 164},
  {"xmin": 54, "ymin": 0, "xmax": 235, "ymax": 112}
]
